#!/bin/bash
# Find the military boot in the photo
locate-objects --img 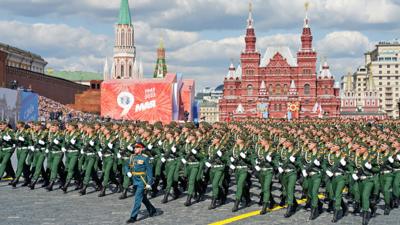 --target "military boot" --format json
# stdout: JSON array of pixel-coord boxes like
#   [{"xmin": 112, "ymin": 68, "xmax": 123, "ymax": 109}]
[
  {"xmin": 98, "ymin": 186, "xmax": 106, "ymax": 197},
  {"xmin": 260, "ymin": 203, "xmax": 268, "ymax": 215},
  {"xmin": 184, "ymin": 195, "xmax": 192, "ymax": 207},
  {"xmin": 119, "ymin": 188, "xmax": 128, "ymax": 200},
  {"xmin": 79, "ymin": 185, "xmax": 88, "ymax": 196},
  {"xmin": 232, "ymin": 199, "xmax": 240, "ymax": 212},
  {"xmin": 208, "ymin": 198, "xmax": 217, "ymax": 210}
]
